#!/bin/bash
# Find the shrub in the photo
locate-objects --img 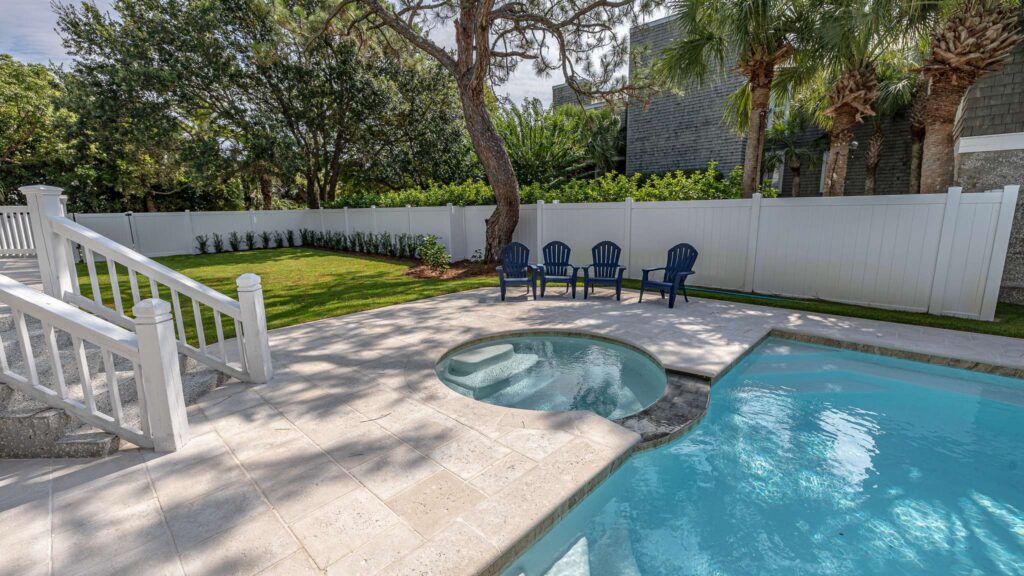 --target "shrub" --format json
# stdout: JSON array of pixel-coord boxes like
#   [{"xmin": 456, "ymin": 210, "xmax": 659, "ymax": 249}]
[
  {"xmin": 273, "ymin": 231, "xmax": 285, "ymax": 248},
  {"xmin": 286, "ymin": 230, "xmax": 295, "ymax": 247},
  {"xmin": 212, "ymin": 233, "xmax": 225, "ymax": 253},
  {"xmin": 245, "ymin": 231, "xmax": 257, "ymax": 250},
  {"xmin": 195, "ymin": 234, "xmax": 209, "ymax": 254},
  {"xmin": 418, "ymin": 235, "xmax": 450, "ymax": 273},
  {"xmin": 321, "ymin": 162, "xmax": 771, "ymax": 209},
  {"xmin": 259, "ymin": 230, "xmax": 272, "ymax": 249},
  {"xmin": 228, "ymin": 232, "xmax": 242, "ymax": 251}
]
